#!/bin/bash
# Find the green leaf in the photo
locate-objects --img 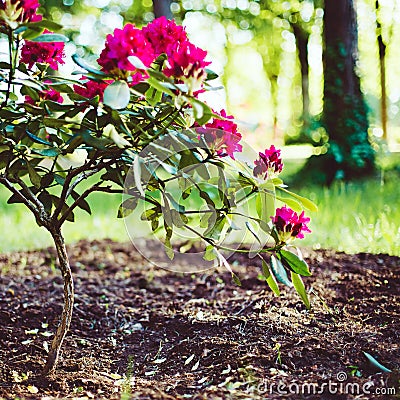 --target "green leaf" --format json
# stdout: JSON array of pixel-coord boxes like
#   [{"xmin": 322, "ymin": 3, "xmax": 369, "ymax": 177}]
[
  {"xmin": 31, "ymin": 148, "xmax": 60, "ymax": 157},
  {"xmin": 204, "ymin": 245, "xmax": 217, "ymax": 261},
  {"xmin": 164, "ymin": 223, "xmax": 174, "ymax": 260},
  {"xmin": 291, "ymin": 272, "xmax": 310, "ymax": 309},
  {"xmin": 71, "ymin": 191, "xmax": 91, "ymax": 215},
  {"xmin": 117, "ymin": 197, "xmax": 139, "ymax": 218},
  {"xmin": 127, "ymin": 56, "xmax": 148, "ymax": 70},
  {"xmin": 103, "ymin": 80, "xmax": 130, "ymax": 110},
  {"xmin": 279, "ymin": 249, "xmax": 311, "ymax": 277},
  {"xmin": 7, "ymin": 193, "xmax": 24, "ymax": 204},
  {"xmin": 21, "ymin": 19, "xmax": 63, "ymax": 32},
  {"xmin": 275, "ymin": 194, "xmax": 302, "ymax": 213},
  {"xmin": 32, "ymin": 33, "xmax": 69, "ymax": 42},
  {"xmin": 204, "ymin": 214, "xmax": 226, "ymax": 240},
  {"xmin": 245, "ymin": 221, "xmax": 261, "ymax": 244},
  {"xmin": 363, "ymin": 352, "xmax": 392, "ymax": 373},
  {"xmin": 38, "ymin": 190, "xmax": 52, "ymax": 214},
  {"xmin": 277, "ymin": 187, "xmax": 318, "ymax": 212},
  {"xmin": 255, "ymin": 187, "xmax": 275, "ymax": 222},
  {"xmin": 146, "ymin": 77, "xmax": 175, "ymax": 97},
  {"xmin": 71, "ymin": 54, "xmax": 107, "ymax": 76},
  {"xmin": 261, "ymin": 259, "xmax": 280, "ymax": 296},
  {"xmin": 205, "ymin": 68, "xmax": 219, "ymax": 81},
  {"xmin": 232, "ymin": 273, "xmax": 242, "ymax": 287},
  {"xmin": 26, "ymin": 131, "xmax": 53, "ymax": 147},
  {"xmin": 270, "ymin": 255, "xmax": 292, "ymax": 287},
  {"xmin": 27, "ymin": 163, "xmax": 41, "ymax": 188},
  {"xmin": 20, "ymin": 85, "xmax": 40, "ymax": 101},
  {"xmin": 54, "ymin": 174, "xmax": 65, "ymax": 186},
  {"xmin": 191, "ymin": 98, "xmax": 214, "ymax": 125}
]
